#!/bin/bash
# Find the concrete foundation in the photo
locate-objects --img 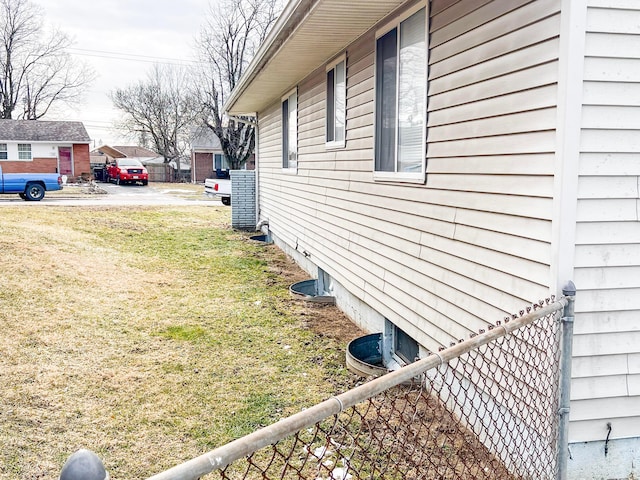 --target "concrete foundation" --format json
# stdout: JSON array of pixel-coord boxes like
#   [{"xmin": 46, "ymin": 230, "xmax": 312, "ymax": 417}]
[{"xmin": 568, "ymin": 438, "xmax": 640, "ymax": 480}]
